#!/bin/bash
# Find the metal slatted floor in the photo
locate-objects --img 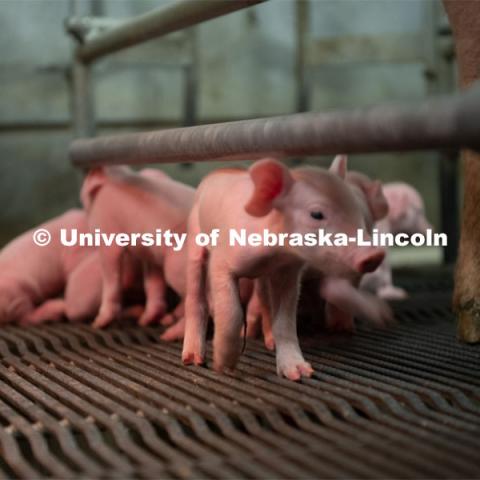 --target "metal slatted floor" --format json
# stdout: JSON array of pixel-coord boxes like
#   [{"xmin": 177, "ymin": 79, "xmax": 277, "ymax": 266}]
[{"xmin": 0, "ymin": 270, "xmax": 479, "ymax": 479}]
